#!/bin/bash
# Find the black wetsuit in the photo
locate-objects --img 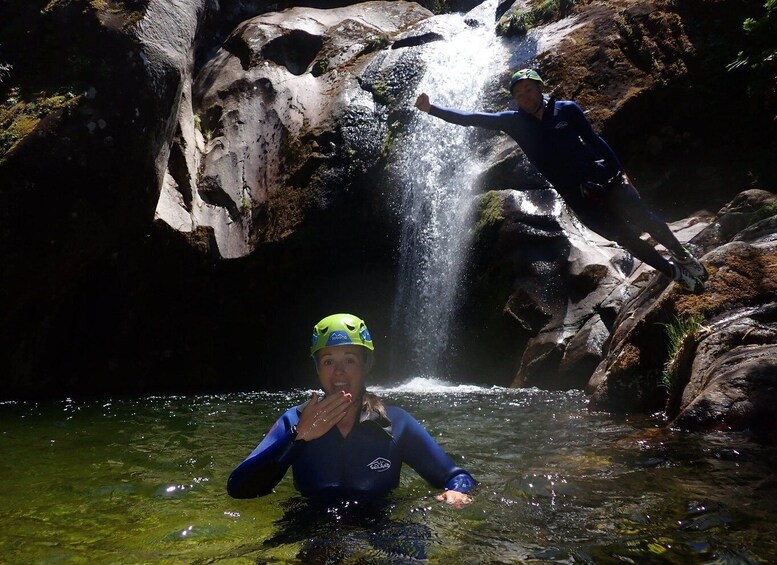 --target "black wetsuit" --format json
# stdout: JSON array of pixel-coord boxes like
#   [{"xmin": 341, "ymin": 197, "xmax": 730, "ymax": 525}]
[{"xmin": 428, "ymin": 98, "xmax": 684, "ymax": 275}]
